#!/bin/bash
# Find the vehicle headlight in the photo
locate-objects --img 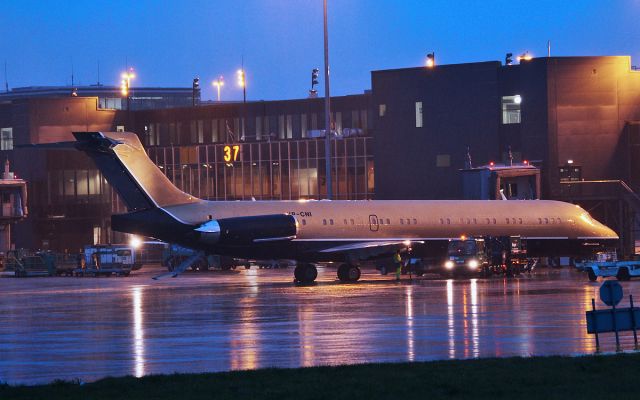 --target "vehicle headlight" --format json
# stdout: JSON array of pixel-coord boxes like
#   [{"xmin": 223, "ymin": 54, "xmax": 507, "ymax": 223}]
[
  {"xmin": 468, "ymin": 259, "xmax": 479, "ymax": 270},
  {"xmin": 445, "ymin": 260, "xmax": 454, "ymax": 270}
]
